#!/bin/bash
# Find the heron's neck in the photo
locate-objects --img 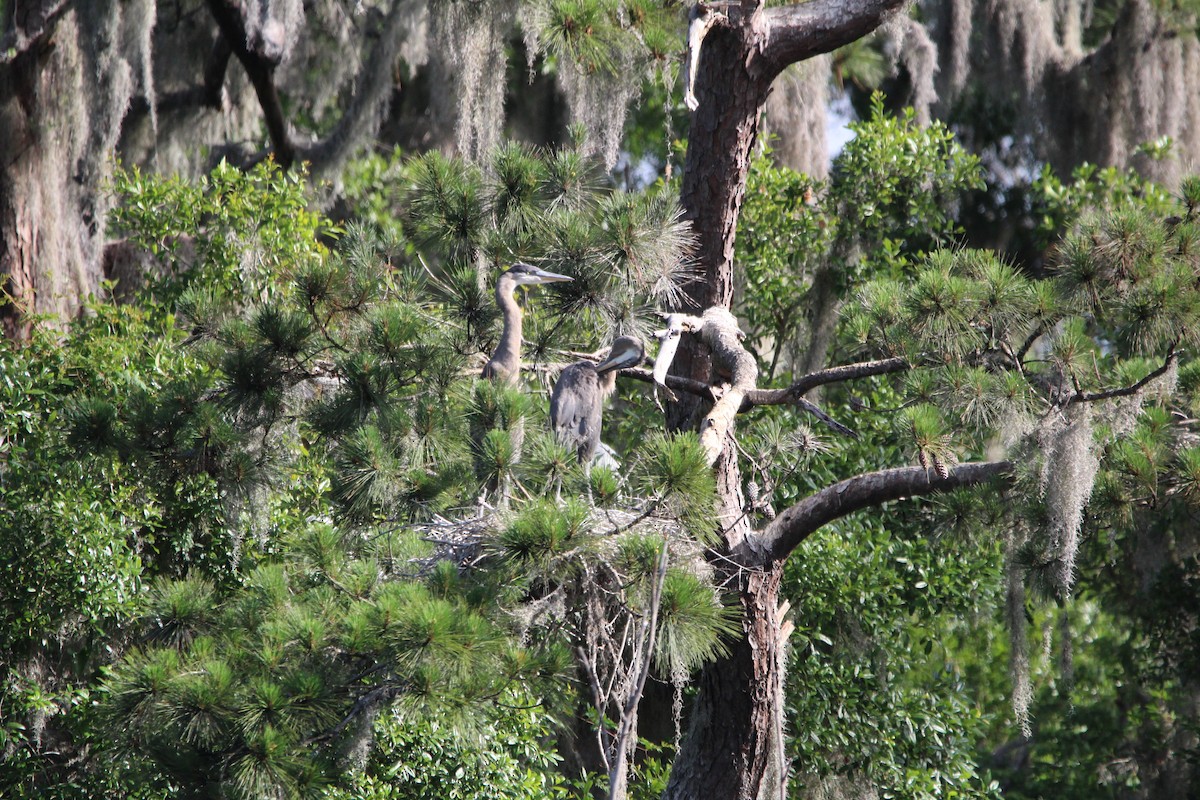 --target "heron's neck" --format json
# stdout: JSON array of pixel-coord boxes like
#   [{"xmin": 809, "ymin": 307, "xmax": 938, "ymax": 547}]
[{"xmin": 492, "ymin": 280, "xmax": 523, "ymax": 383}]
